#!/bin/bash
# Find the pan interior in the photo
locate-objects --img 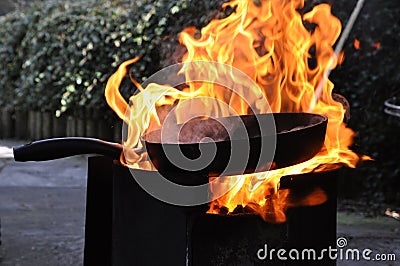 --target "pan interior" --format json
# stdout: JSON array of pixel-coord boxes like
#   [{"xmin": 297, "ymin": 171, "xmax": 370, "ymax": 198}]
[{"xmin": 143, "ymin": 113, "xmax": 326, "ymax": 144}]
